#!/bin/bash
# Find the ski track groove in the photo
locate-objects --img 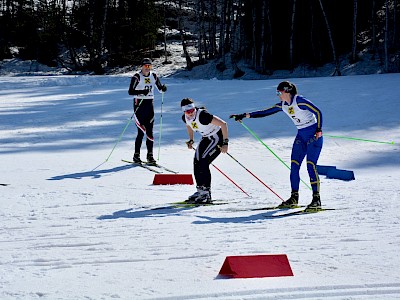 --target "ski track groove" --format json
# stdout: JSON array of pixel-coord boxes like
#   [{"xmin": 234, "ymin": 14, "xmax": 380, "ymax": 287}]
[{"xmin": 149, "ymin": 283, "xmax": 400, "ymax": 300}]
